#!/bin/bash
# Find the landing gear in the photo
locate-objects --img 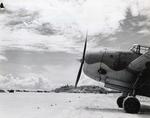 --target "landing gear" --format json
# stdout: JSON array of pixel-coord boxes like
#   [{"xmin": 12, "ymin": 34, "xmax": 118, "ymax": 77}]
[
  {"xmin": 116, "ymin": 67, "xmax": 142, "ymax": 114},
  {"xmin": 117, "ymin": 96, "xmax": 141, "ymax": 113},
  {"xmin": 123, "ymin": 96, "xmax": 140, "ymax": 113},
  {"xmin": 117, "ymin": 96, "xmax": 125, "ymax": 108}
]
